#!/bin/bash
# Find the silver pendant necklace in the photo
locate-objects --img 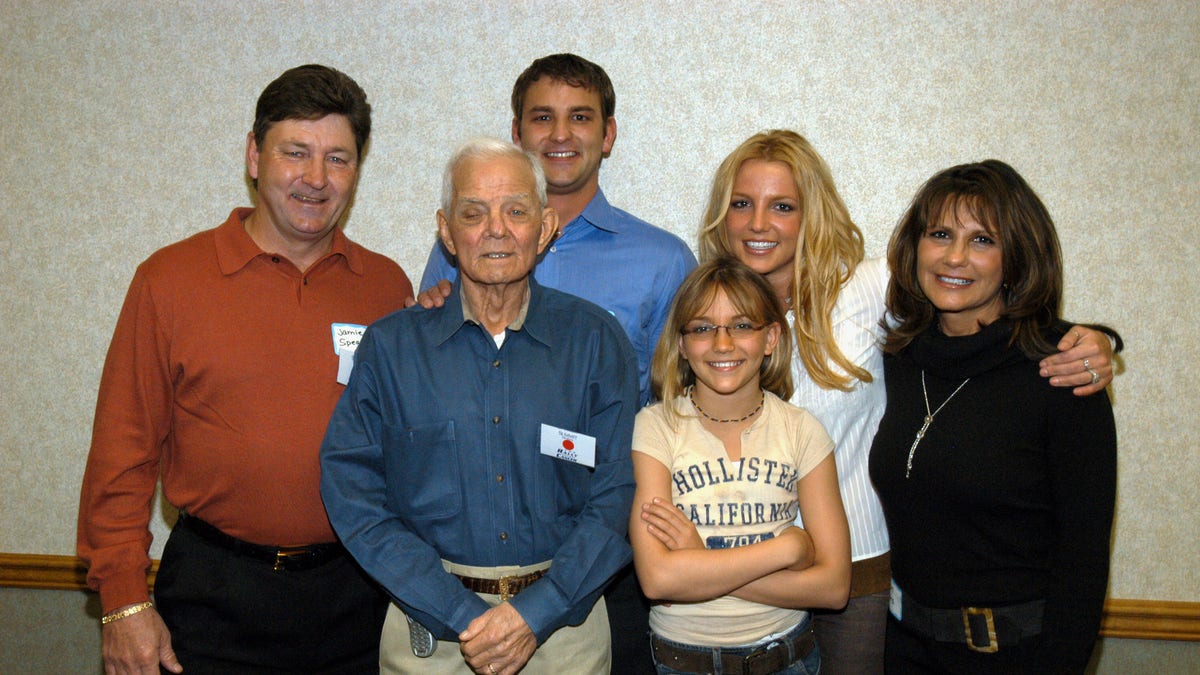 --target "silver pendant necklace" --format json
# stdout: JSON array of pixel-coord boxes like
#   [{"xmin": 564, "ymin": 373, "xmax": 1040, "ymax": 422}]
[{"xmin": 905, "ymin": 371, "xmax": 970, "ymax": 478}]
